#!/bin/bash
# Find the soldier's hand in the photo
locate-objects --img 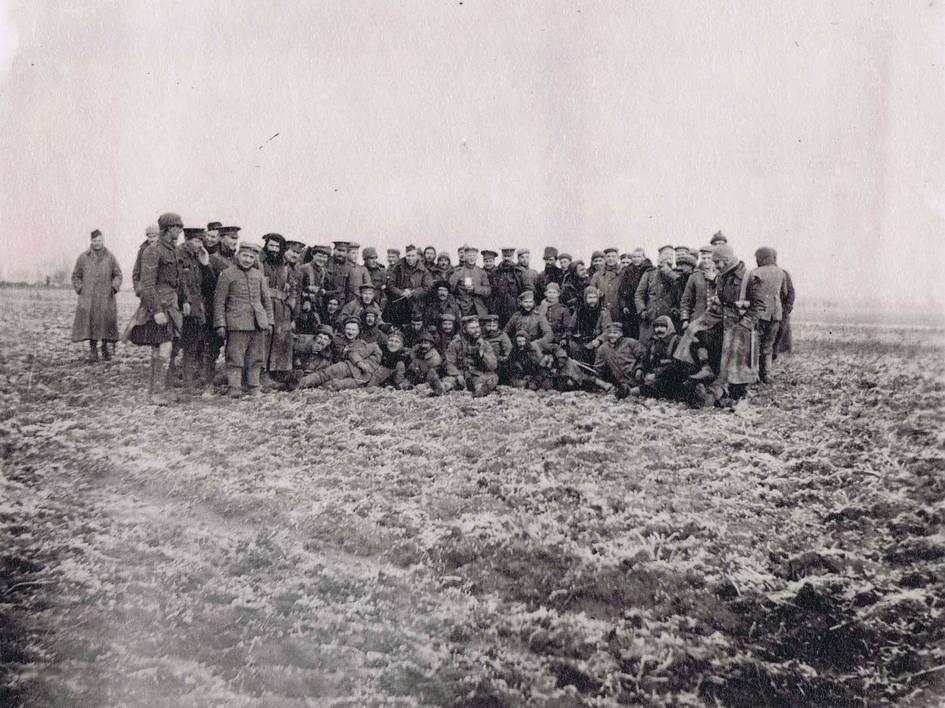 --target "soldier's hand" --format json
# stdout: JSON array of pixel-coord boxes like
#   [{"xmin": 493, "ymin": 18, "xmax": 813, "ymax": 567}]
[
  {"xmin": 216, "ymin": 327, "xmax": 226, "ymax": 339},
  {"xmin": 154, "ymin": 311, "xmax": 168, "ymax": 326},
  {"xmin": 681, "ymin": 319, "xmax": 689, "ymax": 330},
  {"xmin": 197, "ymin": 246, "xmax": 210, "ymax": 266},
  {"xmin": 182, "ymin": 302, "xmax": 191, "ymax": 316},
  {"xmin": 403, "ymin": 289, "xmax": 413, "ymax": 298}
]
